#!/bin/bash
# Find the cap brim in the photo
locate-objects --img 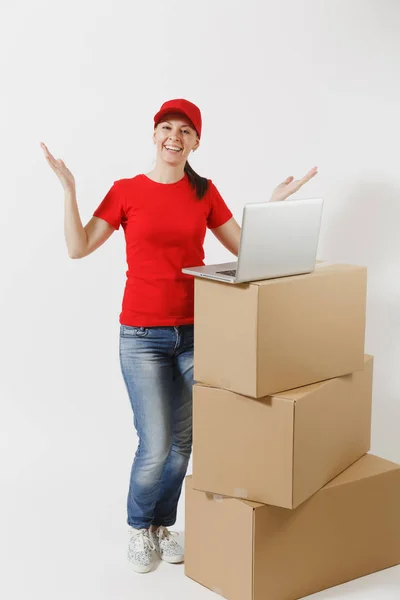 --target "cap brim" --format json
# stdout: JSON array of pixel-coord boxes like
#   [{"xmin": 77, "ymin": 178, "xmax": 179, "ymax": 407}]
[{"xmin": 154, "ymin": 108, "xmax": 198, "ymax": 135}]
